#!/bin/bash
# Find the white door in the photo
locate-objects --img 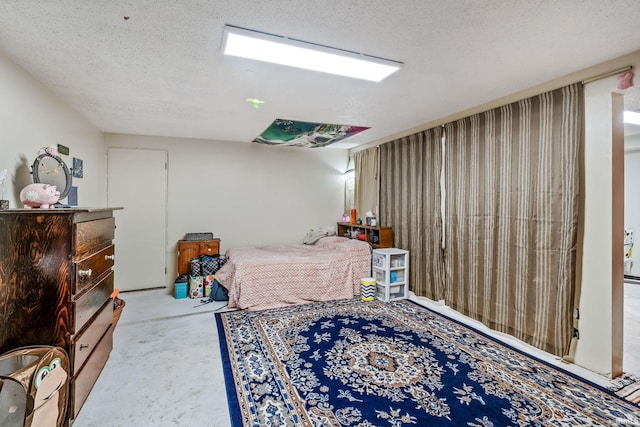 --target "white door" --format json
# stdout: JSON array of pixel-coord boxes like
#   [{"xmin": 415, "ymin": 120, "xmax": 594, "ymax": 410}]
[{"xmin": 107, "ymin": 148, "xmax": 167, "ymax": 291}]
